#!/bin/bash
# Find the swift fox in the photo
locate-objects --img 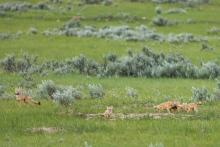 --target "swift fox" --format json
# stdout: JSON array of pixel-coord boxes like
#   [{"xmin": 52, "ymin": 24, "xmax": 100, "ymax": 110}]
[
  {"xmin": 102, "ymin": 106, "xmax": 113, "ymax": 118},
  {"xmin": 154, "ymin": 101, "xmax": 180, "ymax": 113},
  {"xmin": 15, "ymin": 87, "xmax": 41, "ymax": 105},
  {"xmin": 178, "ymin": 103, "xmax": 199, "ymax": 113}
]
